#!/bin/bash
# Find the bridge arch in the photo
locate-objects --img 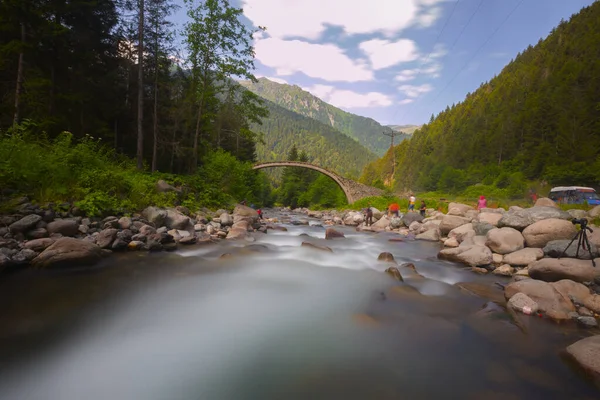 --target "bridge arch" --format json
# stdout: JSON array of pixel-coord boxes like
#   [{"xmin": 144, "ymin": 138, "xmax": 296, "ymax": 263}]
[{"xmin": 252, "ymin": 161, "xmax": 355, "ymax": 203}]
